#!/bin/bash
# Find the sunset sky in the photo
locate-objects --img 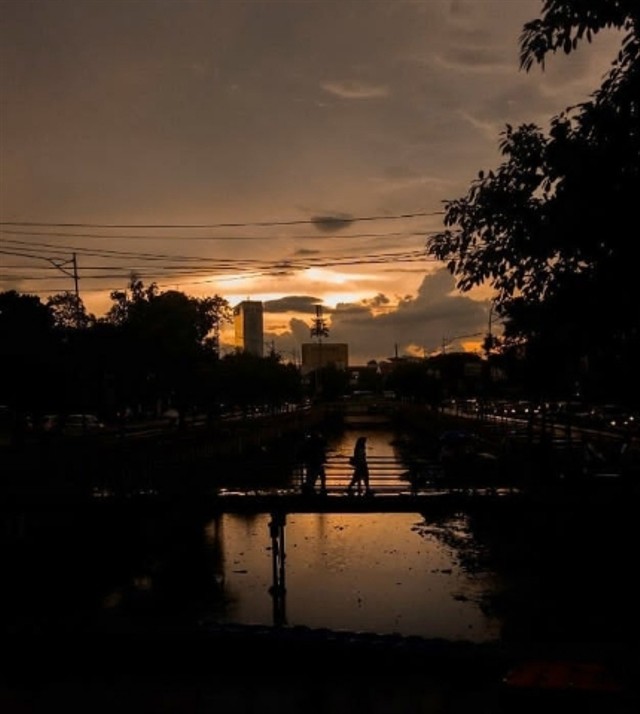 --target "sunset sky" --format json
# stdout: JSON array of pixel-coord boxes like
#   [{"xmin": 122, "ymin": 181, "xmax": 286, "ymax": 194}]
[{"xmin": 0, "ymin": 0, "xmax": 621, "ymax": 363}]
